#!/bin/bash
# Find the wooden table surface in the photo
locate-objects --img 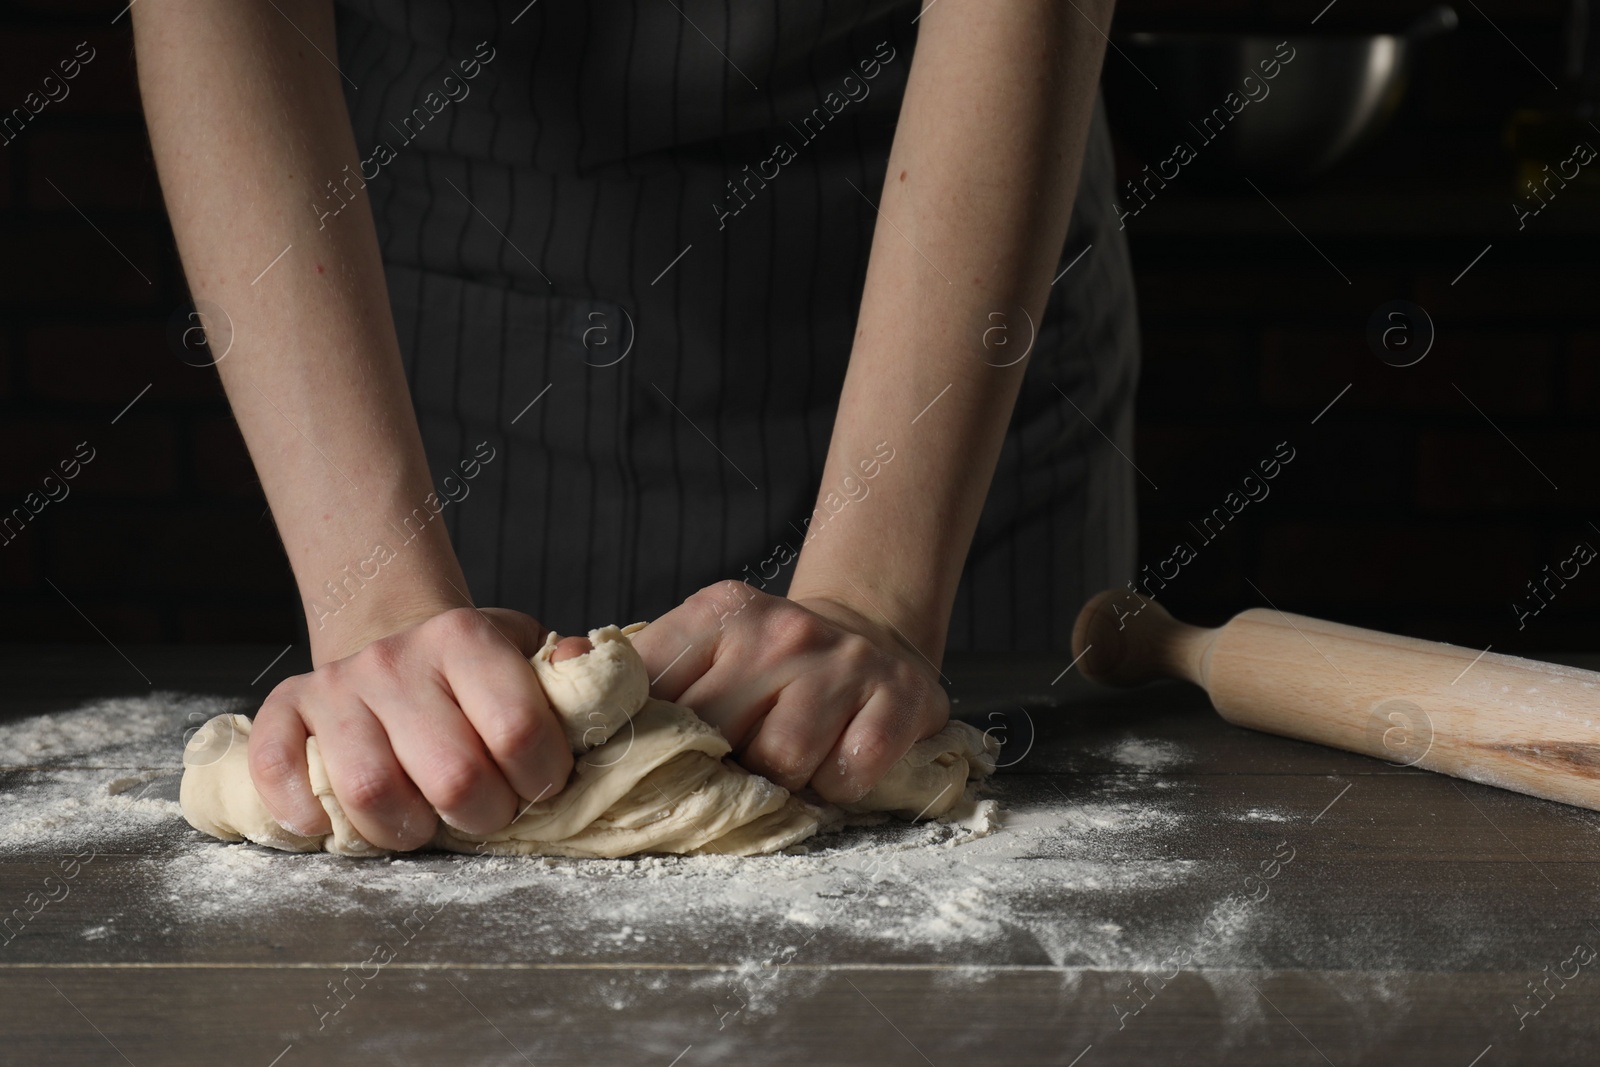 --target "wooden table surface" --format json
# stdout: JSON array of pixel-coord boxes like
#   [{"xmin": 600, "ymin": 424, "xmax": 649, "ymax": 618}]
[{"xmin": 3, "ymin": 642, "xmax": 1599, "ymax": 1067}]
